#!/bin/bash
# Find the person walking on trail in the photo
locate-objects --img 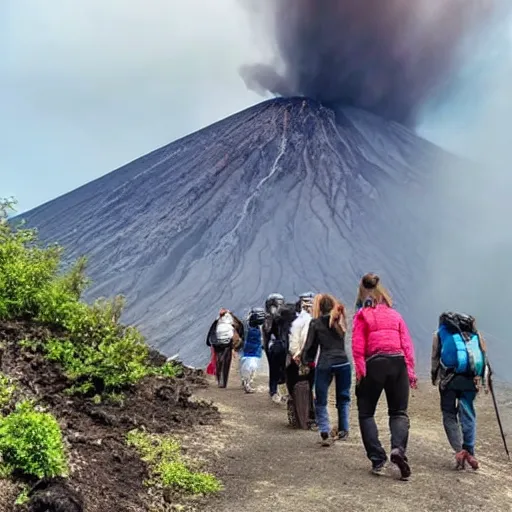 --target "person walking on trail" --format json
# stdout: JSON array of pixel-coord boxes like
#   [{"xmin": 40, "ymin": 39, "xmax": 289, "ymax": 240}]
[
  {"xmin": 287, "ymin": 292, "xmax": 316, "ymax": 429},
  {"xmin": 352, "ymin": 273, "xmax": 417, "ymax": 480},
  {"xmin": 263, "ymin": 293, "xmax": 289, "ymax": 403},
  {"xmin": 302, "ymin": 293, "xmax": 351, "ymax": 446},
  {"xmin": 431, "ymin": 312, "xmax": 489, "ymax": 471},
  {"xmin": 239, "ymin": 308, "xmax": 266, "ymax": 394},
  {"xmin": 206, "ymin": 308, "xmax": 244, "ymax": 388}
]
